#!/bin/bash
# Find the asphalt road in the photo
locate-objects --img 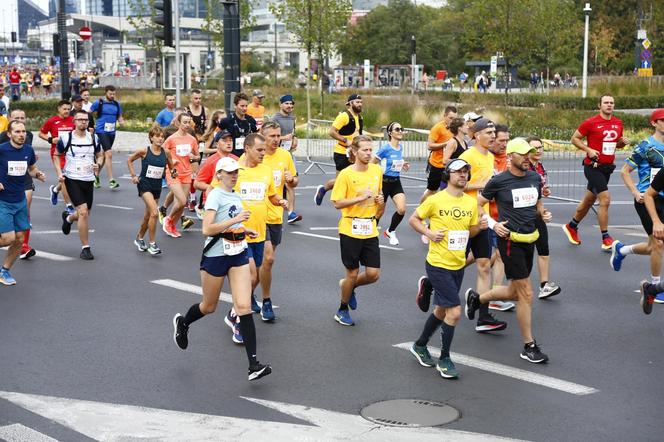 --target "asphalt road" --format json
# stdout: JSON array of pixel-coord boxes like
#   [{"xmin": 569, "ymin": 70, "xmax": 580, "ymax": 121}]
[{"xmin": 0, "ymin": 152, "xmax": 662, "ymax": 441}]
